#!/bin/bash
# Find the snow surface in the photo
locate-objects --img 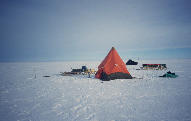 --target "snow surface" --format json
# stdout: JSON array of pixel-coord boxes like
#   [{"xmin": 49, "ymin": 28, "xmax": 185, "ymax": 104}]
[{"xmin": 0, "ymin": 59, "xmax": 191, "ymax": 121}]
